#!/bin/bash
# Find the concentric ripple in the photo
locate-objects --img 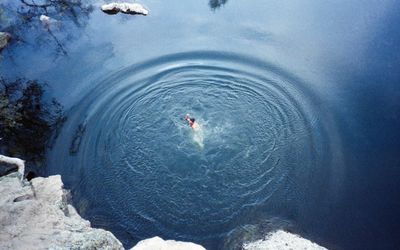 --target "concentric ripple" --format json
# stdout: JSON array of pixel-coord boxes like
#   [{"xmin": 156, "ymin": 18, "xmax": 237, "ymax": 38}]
[{"xmin": 47, "ymin": 51, "xmax": 337, "ymax": 248}]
